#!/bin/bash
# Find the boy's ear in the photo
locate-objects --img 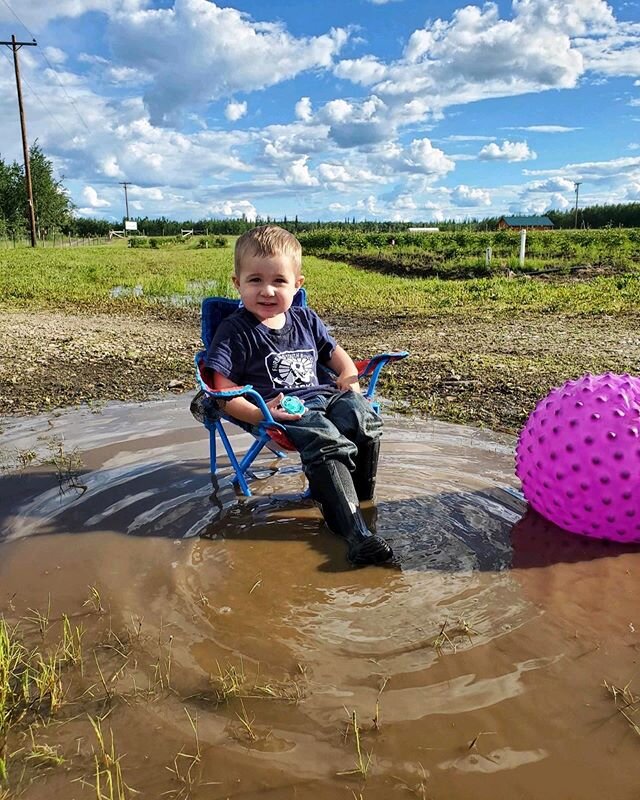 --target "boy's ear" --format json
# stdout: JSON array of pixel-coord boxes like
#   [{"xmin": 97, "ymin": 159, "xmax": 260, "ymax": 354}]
[
  {"xmin": 232, "ymin": 274, "xmax": 240, "ymax": 290},
  {"xmin": 295, "ymin": 274, "xmax": 305, "ymax": 289}
]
